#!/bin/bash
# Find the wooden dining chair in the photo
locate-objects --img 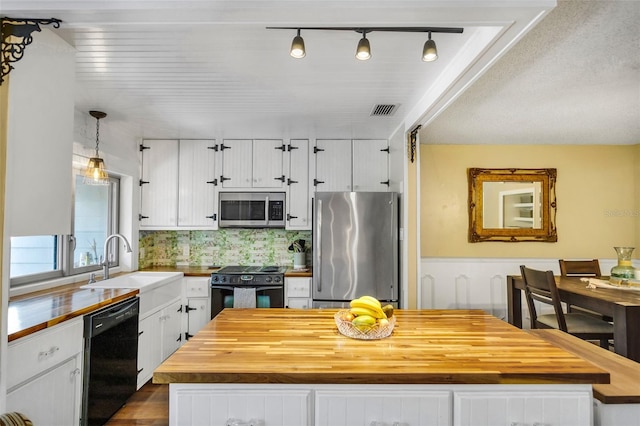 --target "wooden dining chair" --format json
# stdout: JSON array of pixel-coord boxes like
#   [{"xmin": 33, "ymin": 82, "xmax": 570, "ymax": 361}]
[
  {"xmin": 558, "ymin": 259, "xmax": 601, "ymax": 277},
  {"xmin": 520, "ymin": 265, "xmax": 613, "ymax": 349},
  {"xmin": 558, "ymin": 259, "xmax": 611, "ymax": 320}
]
